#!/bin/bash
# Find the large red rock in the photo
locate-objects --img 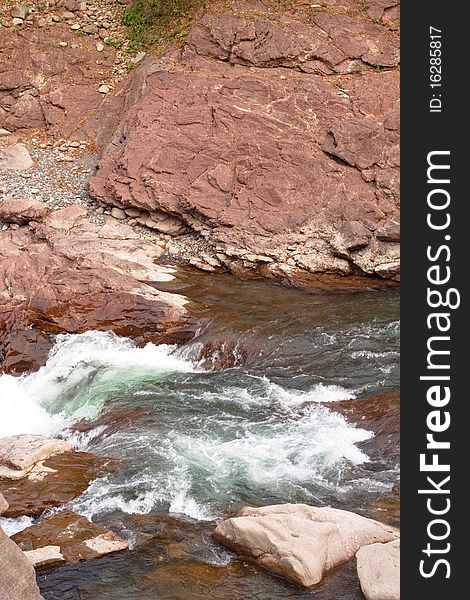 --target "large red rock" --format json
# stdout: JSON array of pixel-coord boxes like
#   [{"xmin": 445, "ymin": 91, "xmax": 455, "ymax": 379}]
[
  {"xmin": 88, "ymin": 1, "xmax": 400, "ymax": 287},
  {"xmin": 1, "ymin": 451, "xmax": 110, "ymax": 518},
  {"xmin": 0, "ymin": 206, "xmax": 199, "ymax": 374}
]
